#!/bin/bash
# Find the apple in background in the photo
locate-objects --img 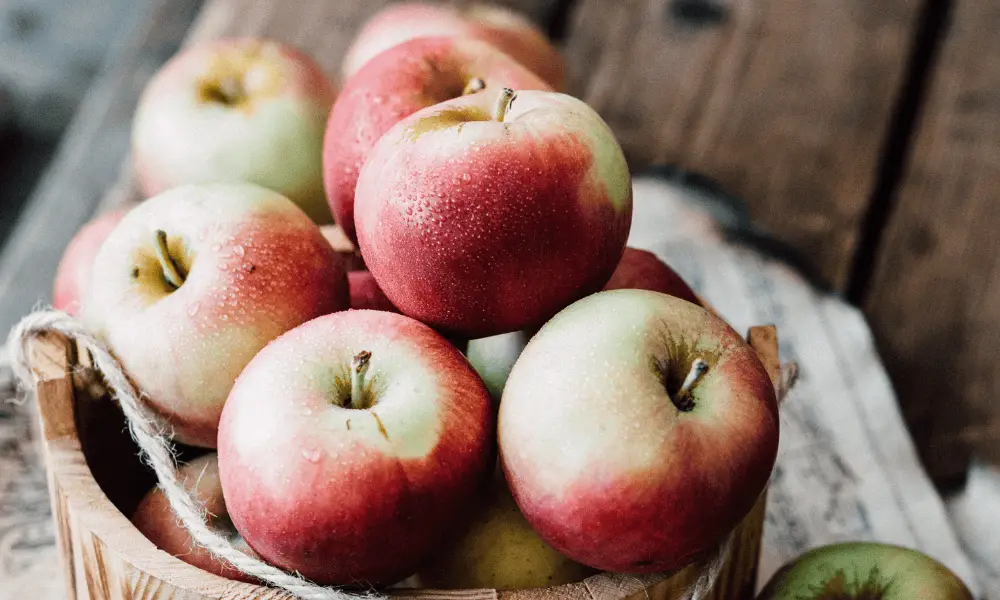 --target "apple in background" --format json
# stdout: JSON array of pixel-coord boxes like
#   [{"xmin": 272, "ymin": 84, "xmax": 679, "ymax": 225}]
[
  {"xmin": 133, "ymin": 38, "xmax": 336, "ymax": 224},
  {"xmin": 603, "ymin": 247, "xmax": 701, "ymax": 305},
  {"xmin": 355, "ymin": 88, "xmax": 632, "ymax": 338},
  {"xmin": 320, "ymin": 224, "xmax": 365, "ymax": 271},
  {"xmin": 133, "ymin": 453, "xmax": 257, "ymax": 583},
  {"xmin": 498, "ymin": 289, "xmax": 778, "ymax": 573},
  {"xmin": 466, "ymin": 330, "xmax": 532, "ymax": 402},
  {"xmin": 82, "ymin": 183, "xmax": 349, "ymax": 447},
  {"xmin": 758, "ymin": 542, "xmax": 973, "ymax": 600},
  {"xmin": 342, "ymin": 2, "xmax": 564, "ymax": 90},
  {"xmin": 417, "ymin": 469, "xmax": 592, "ymax": 589},
  {"xmin": 349, "ymin": 270, "xmax": 397, "ymax": 312},
  {"xmin": 218, "ymin": 310, "xmax": 494, "ymax": 585},
  {"xmin": 52, "ymin": 207, "xmax": 131, "ymax": 314},
  {"xmin": 324, "ymin": 36, "xmax": 549, "ymax": 244}
]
